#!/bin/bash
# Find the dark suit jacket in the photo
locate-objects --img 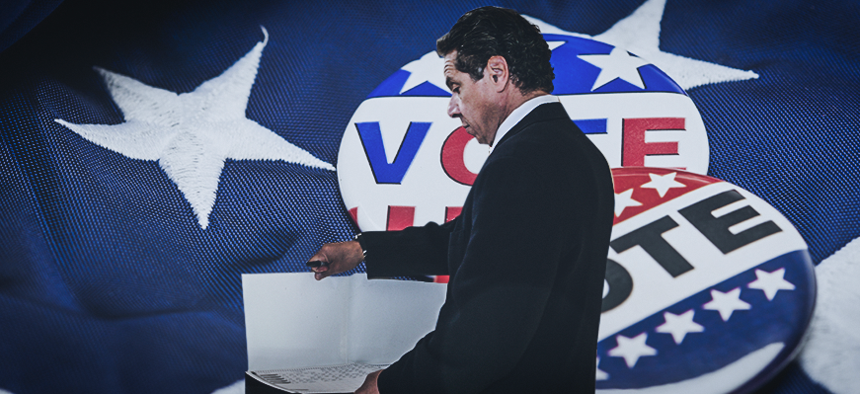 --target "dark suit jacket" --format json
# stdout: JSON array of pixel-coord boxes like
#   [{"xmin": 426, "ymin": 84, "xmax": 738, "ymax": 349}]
[{"xmin": 360, "ymin": 102, "xmax": 615, "ymax": 394}]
